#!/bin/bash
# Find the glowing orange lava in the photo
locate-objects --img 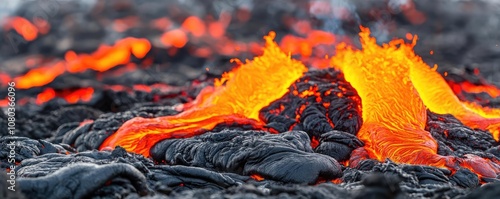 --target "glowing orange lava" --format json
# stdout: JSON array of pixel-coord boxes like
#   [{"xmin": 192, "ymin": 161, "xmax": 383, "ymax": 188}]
[
  {"xmin": 66, "ymin": 37, "xmax": 151, "ymax": 73},
  {"xmin": 14, "ymin": 61, "xmax": 65, "ymax": 89},
  {"xmin": 160, "ymin": 29, "xmax": 188, "ymax": 48},
  {"xmin": 250, "ymin": 174, "xmax": 265, "ymax": 181},
  {"xmin": 13, "ymin": 37, "xmax": 151, "ymax": 89},
  {"xmin": 100, "ymin": 32, "xmax": 308, "ymax": 157},
  {"xmin": 3, "ymin": 17, "xmax": 38, "ymax": 41},
  {"xmin": 449, "ymin": 80, "xmax": 500, "ymax": 98},
  {"xmin": 182, "ymin": 16, "xmax": 206, "ymax": 37},
  {"xmin": 331, "ymin": 27, "xmax": 500, "ymax": 178},
  {"xmin": 280, "ymin": 30, "xmax": 336, "ymax": 58},
  {"xmin": 35, "ymin": 88, "xmax": 94, "ymax": 104}
]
